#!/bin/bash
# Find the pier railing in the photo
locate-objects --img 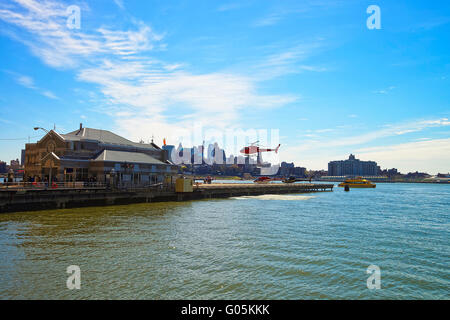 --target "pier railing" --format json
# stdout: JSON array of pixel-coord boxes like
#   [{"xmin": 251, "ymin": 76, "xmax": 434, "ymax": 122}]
[
  {"xmin": 0, "ymin": 181, "xmax": 106, "ymax": 190},
  {"xmin": 0, "ymin": 181, "xmax": 175, "ymax": 192}
]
